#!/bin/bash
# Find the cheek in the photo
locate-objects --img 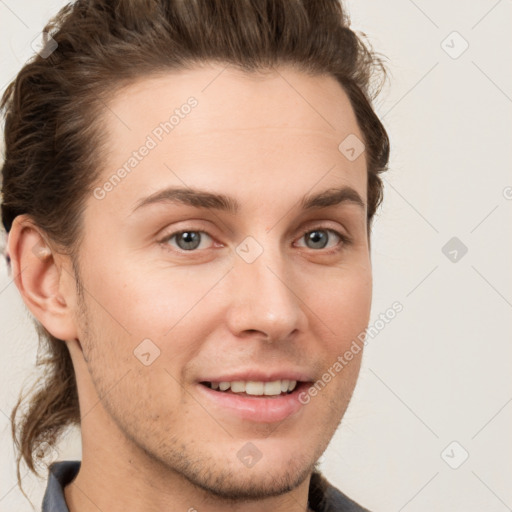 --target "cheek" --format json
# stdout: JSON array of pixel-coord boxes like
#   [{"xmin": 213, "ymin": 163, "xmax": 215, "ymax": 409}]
[
  {"xmin": 308, "ymin": 263, "xmax": 372, "ymax": 341},
  {"xmin": 306, "ymin": 263, "xmax": 372, "ymax": 402},
  {"xmin": 301, "ymin": 268, "xmax": 370, "ymax": 418},
  {"xmin": 83, "ymin": 252, "xmax": 217, "ymax": 338},
  {"xmin": 80, "ymin": 243, "xmax": 371, "ymax": 369},
  {"xmin": 78, "ymin": 257, "xmax": 219, "ymax": 391}
]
